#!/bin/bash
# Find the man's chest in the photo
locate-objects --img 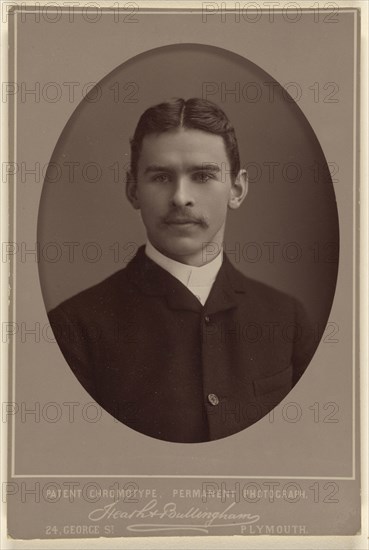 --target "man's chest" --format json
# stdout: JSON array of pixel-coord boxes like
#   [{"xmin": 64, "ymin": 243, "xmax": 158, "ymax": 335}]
[{"xmin": 89, "ymin": 298, "xmax": 295, "ymax": 441}]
